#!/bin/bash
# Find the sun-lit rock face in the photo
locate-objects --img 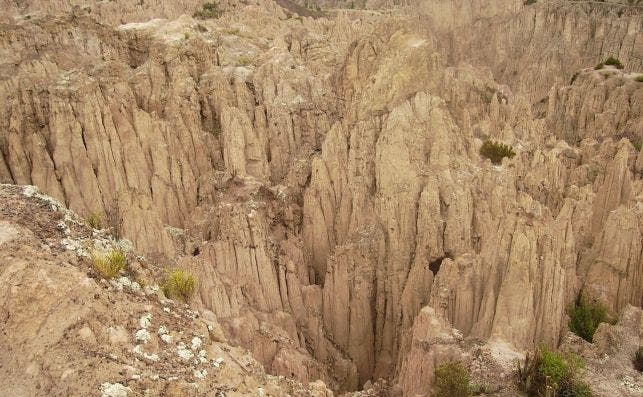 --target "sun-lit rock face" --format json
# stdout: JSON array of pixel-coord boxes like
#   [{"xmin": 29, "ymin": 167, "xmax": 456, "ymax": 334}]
[{"xmin": 0, "ymin": 0, "xmax": 641, "ymax": 395}]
